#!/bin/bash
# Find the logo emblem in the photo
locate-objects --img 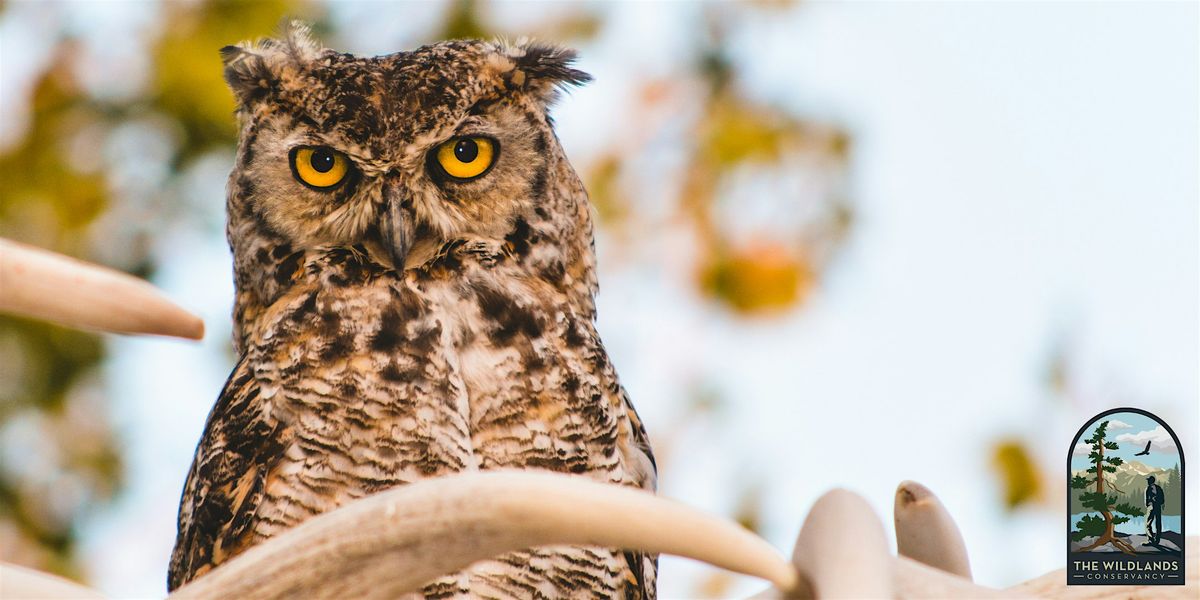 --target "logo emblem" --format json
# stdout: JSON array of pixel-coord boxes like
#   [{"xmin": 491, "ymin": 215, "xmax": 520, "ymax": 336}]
[{"xmin": 1067, "ymin": 407, "xmax": 1185, "ymax": 585}]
